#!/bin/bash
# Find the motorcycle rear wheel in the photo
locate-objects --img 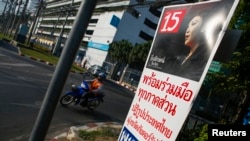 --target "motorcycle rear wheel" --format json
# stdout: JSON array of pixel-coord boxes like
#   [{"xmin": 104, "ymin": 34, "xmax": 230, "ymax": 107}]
[
  {"xmin": 87, "ymin": 99, "xmax": 100, "ymax": 110},
  {"xmin": 60, "ymin": 95, "xmax": 75, "ymax": 106}
]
